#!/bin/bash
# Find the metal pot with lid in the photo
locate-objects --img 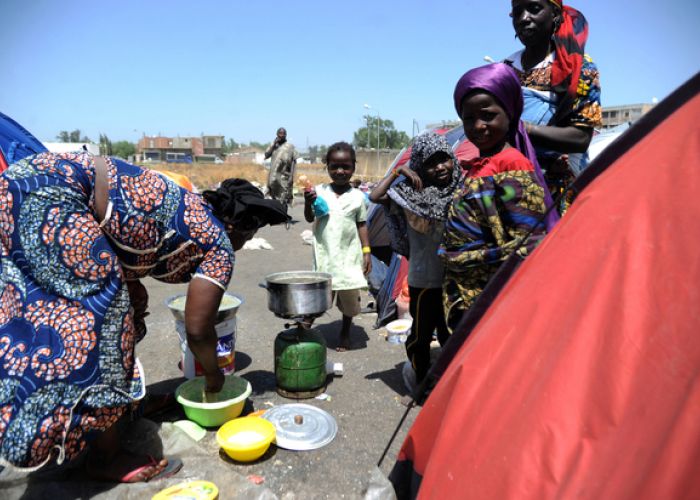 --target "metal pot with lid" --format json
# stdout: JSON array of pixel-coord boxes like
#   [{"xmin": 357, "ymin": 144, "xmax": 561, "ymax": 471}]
[{"xmin": 260, "ymin": 271, "xmax": 332, "ymax": 319}]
